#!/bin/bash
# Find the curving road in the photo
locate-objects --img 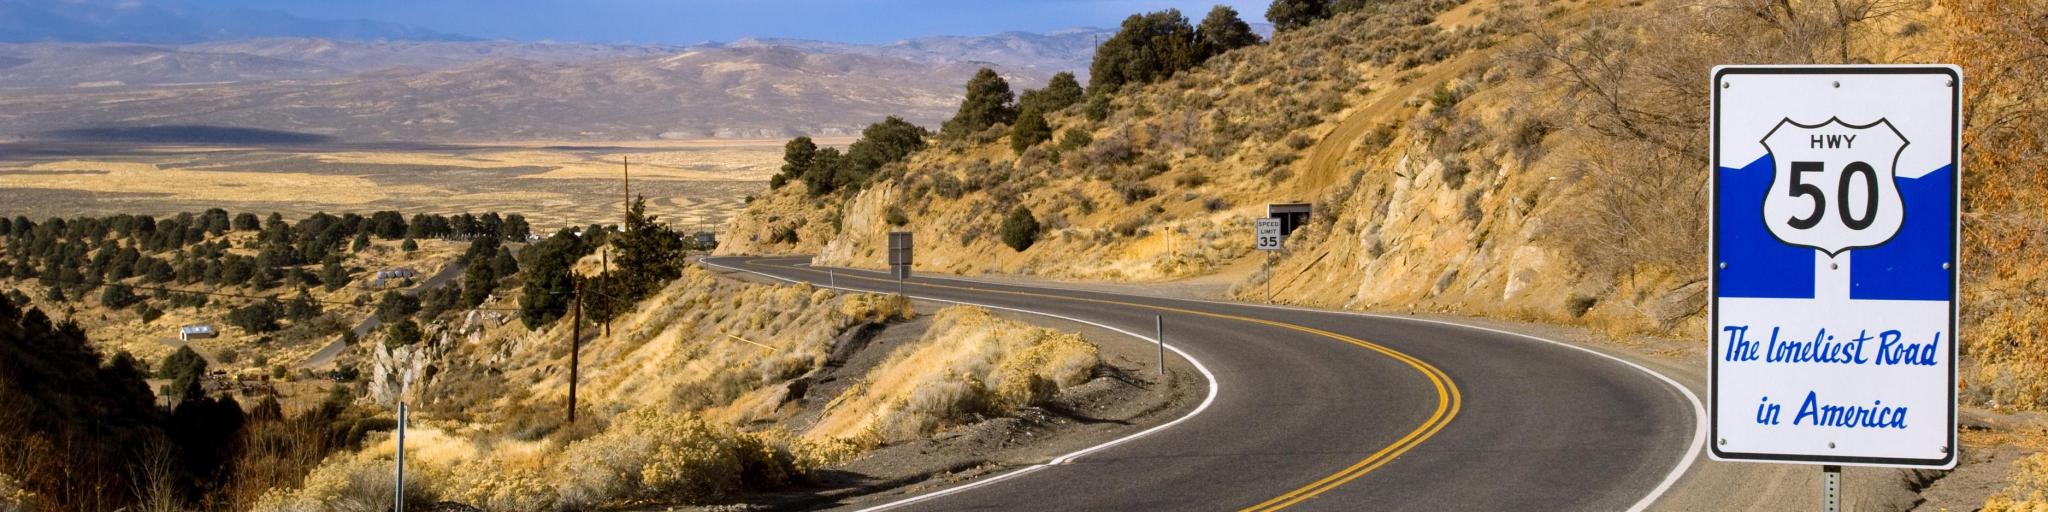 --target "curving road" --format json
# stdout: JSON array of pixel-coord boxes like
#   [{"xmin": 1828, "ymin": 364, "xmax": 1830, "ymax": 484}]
[{"xmin": 703, "ymin": 256, "xmax": 1703, "ymax": 511}]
